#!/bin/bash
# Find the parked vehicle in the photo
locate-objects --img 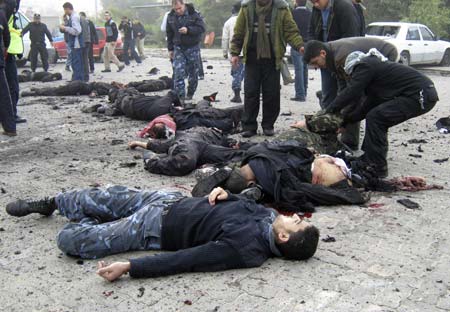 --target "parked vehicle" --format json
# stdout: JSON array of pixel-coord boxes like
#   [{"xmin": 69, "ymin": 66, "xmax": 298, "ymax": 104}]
[
  {"xmin": 366, "ymin": 22, "xmax": 450, "ymax": 66},
  {"xmin": 53, "ymin": 27, "xmax": 124, "ymax": 62},
  {"xmin": 14, "ymin": 11, "xmax": 57, "ymax": 67}
]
